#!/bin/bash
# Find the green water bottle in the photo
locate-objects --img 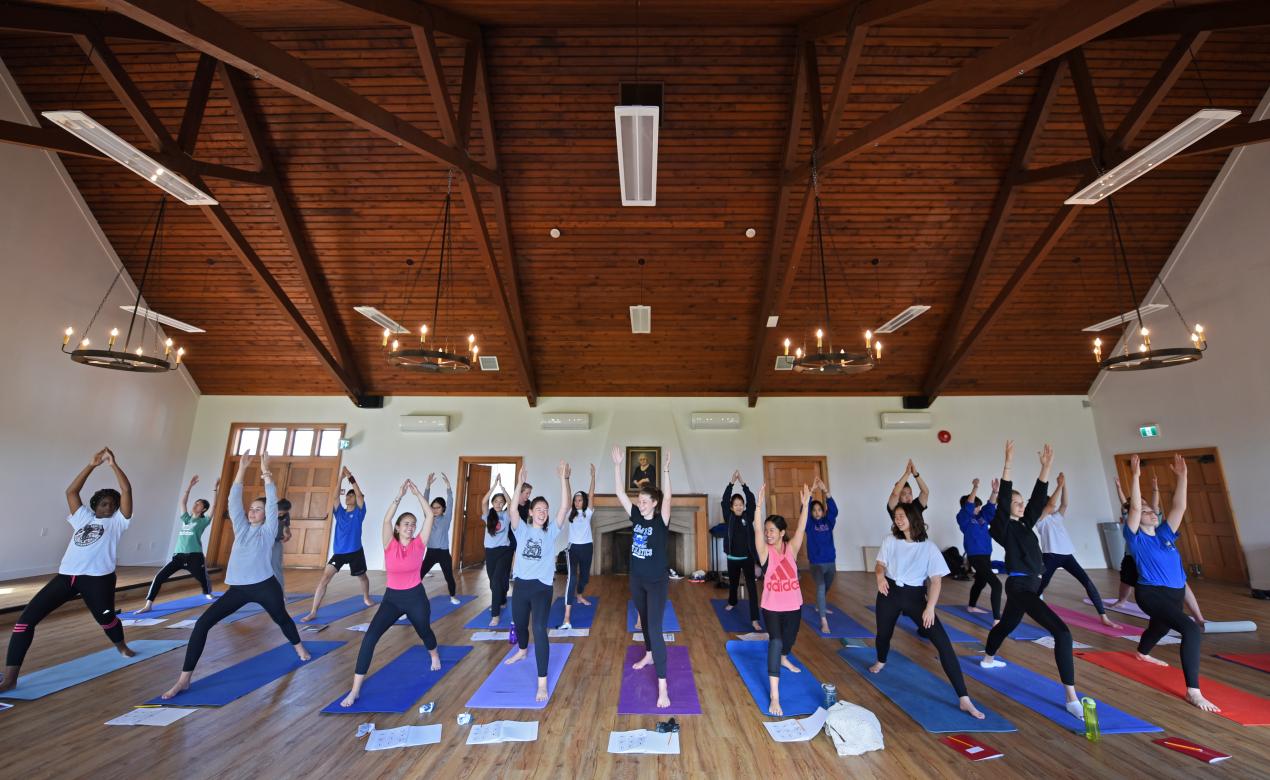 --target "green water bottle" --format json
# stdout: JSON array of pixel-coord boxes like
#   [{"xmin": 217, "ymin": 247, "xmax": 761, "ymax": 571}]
[{"xmin": 1082, "ymin": 696, "xmax": 1100, "ymax": 742}]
